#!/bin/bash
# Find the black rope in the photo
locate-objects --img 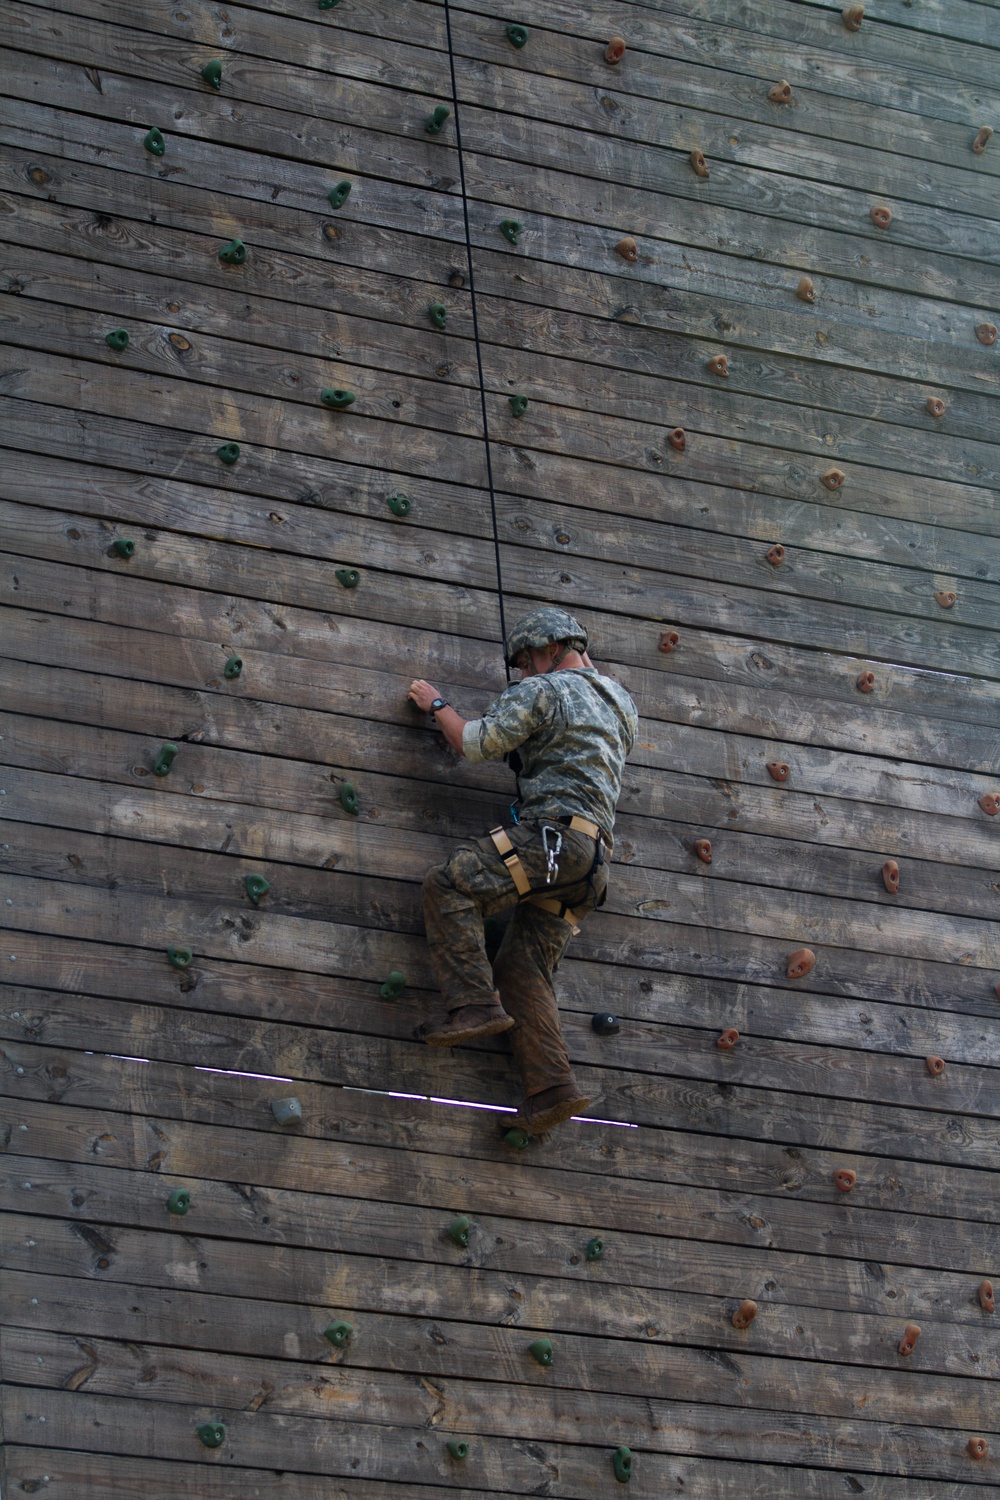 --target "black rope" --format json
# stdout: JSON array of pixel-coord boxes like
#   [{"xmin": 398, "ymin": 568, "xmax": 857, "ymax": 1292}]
[{"xmin": 440, "ymin": 0, "xmax": 511, "ymax": 682}]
